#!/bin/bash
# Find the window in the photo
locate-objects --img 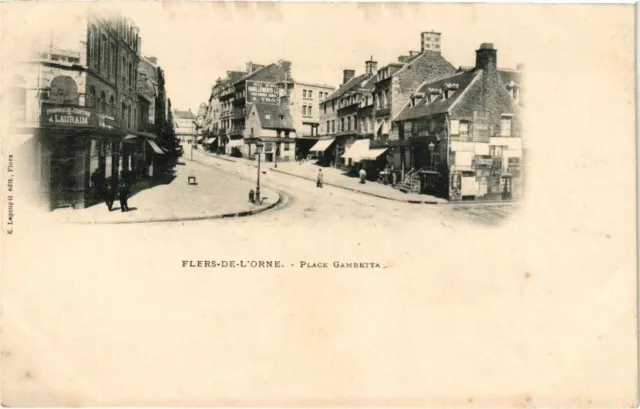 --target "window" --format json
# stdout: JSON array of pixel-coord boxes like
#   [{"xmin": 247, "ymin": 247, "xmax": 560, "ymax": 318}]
[
  {"xmin": 308, "ymin": 106, "xmax": 312, "ymax": 116},
  {"xmin": 284, "ymin": 143, "xmax": 291, "ymax": 151},
  {"xmin": 109, "ymin": 95, "xmax": 115, "ymax": 116},
  {"xmin": 347, "ymin": 116, "xmax": 351, "ymax": 130},
  {"xmin": 331, "ymin": 120, "xmax": 335, "ymax": 133},
  {"xmin": 303, "ymin": 90, "xmax": 307, "ymax": 98},
  {"xmin": 450, "ymin": 119, "xmax": 460, "ymax": 135},
  {"xmin": 308, "ymin": 90, "xmax": 312, "ymax": 98},
  {"xmin": 354, "ymin": 117, "xmax": 358, "ymax": 130},
  {"xmin": 87, "ymin": 86, "xmax": 96, "ymax": 107},
  {"xmin": 501, "ymin": 116, "xmax": 512, "ymax": 137},
  {"xmin": 100, "ymin": 91, "xmax": 106, "ymax": 113},
  {"xmin": 459, "ymin": 121, "xmax": 469, "ymax": 136},
  {"xmin": 128, "ymin": 62, "xmax": 133, "ymax": 87},
  {"xmin": 326, "ymin": 121, "xmax": 330, "ymax": 134}
]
